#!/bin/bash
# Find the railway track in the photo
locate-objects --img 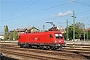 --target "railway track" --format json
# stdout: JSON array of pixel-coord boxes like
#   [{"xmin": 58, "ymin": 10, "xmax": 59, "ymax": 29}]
[
  {"xmin": 66, "ymin": 44, "xmax": 90, "ymax": 48},
  {"xmin": 1, "ymin": 49, "xmax": 66, "ymax": 60},
  {"xmin": 1, "ymin": 48, "xmax": 87, "ymax": 60},
  {"xmin": 1, "ymin": 44, "xmax": 90, "ymax": 55},
  {"xmin": 0, "ymin": 43, "xmax": 90, "ymax": 60},
  {"xmin": 1, "ymin": 46, "xmax": 86, "ymax": 57},
  {"xmin": 0, "ymin": 46, "xmax": 89, "ymax": 60},
  {"xmin": 1, "ymin": 43, "xmax": 90, "ymax": 54}
]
